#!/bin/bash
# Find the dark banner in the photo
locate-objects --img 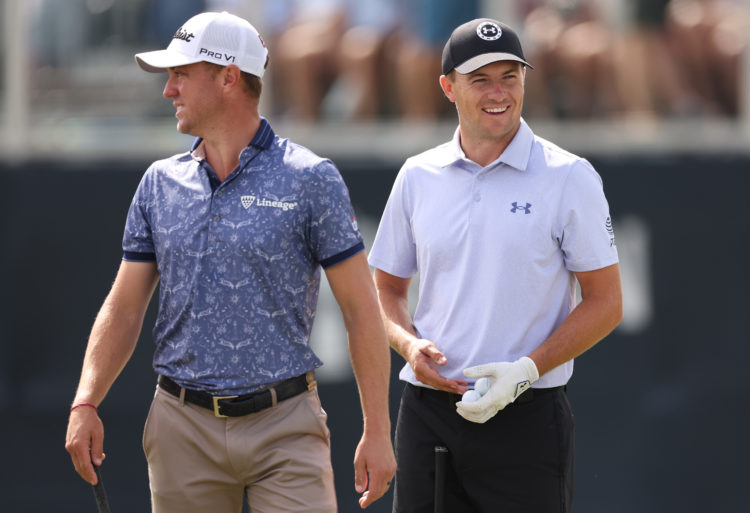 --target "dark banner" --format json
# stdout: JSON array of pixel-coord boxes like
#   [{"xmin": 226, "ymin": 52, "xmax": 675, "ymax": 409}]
[{"xmin": 1, "ymin": 153, "xmax": 747, "ymax": 512}]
